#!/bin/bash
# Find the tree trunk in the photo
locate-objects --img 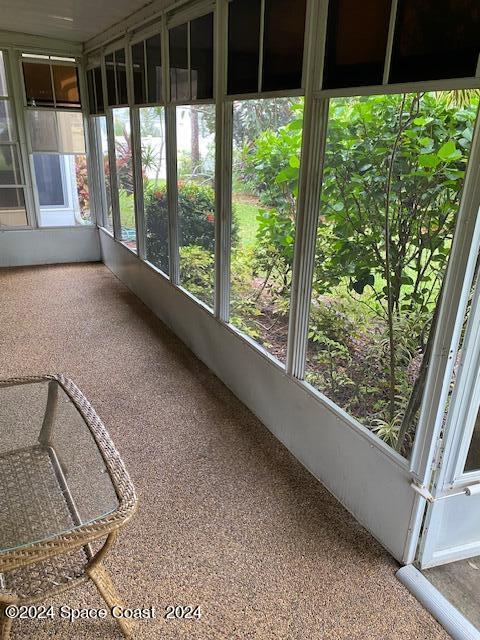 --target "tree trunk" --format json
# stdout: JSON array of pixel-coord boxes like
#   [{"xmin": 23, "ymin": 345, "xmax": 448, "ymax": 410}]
[{"xmin": 191, "ymin": 109, "xmax": 200, "ymax": 171}]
